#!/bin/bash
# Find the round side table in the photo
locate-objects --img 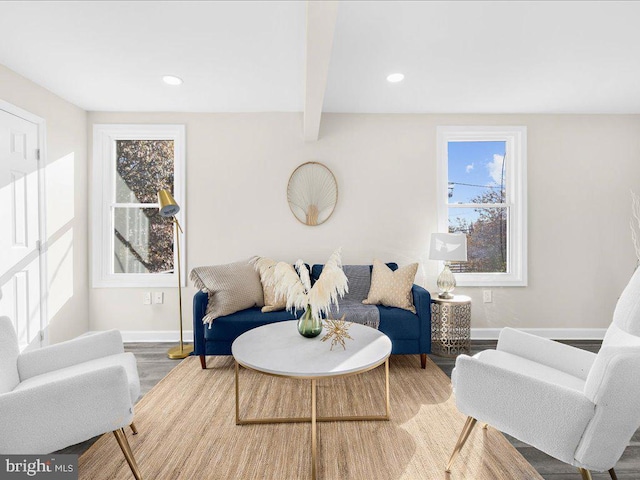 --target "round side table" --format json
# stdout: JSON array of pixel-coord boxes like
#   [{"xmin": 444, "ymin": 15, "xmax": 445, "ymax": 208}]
[{"xmin": 431, "ymin": 295, "xmax": 471, "ymax": 357}]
